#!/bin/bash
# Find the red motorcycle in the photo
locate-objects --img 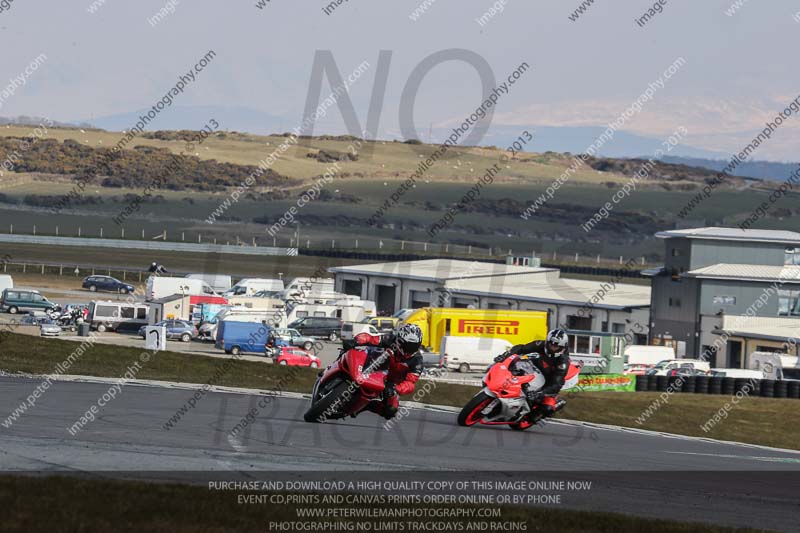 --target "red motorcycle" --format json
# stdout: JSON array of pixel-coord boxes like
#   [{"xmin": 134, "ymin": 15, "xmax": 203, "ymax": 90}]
[
  {"xmin": 457, "ymin": 355, "xmax": 581, "ymax": 431},
  {"xmin": 304, "ymin": 333, "xmax": 388, "ymax": 423}
]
